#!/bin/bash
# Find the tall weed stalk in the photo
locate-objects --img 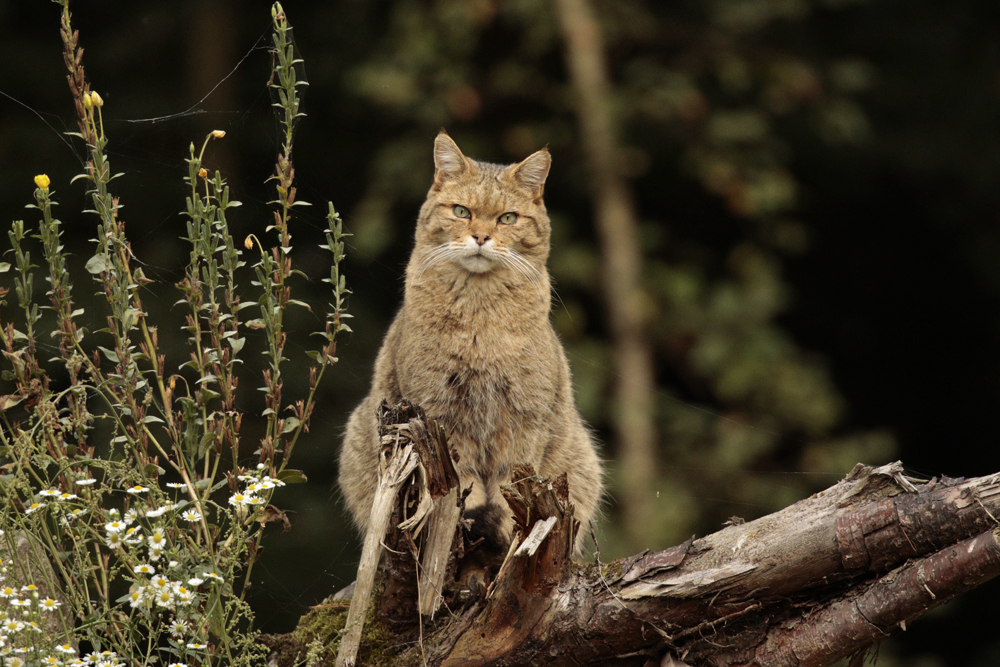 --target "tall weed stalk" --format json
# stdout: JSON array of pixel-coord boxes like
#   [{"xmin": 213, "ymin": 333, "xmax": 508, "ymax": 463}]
[{"xmin": 0, "ymin": 3, "xmax": 349, "ymax": 665}]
